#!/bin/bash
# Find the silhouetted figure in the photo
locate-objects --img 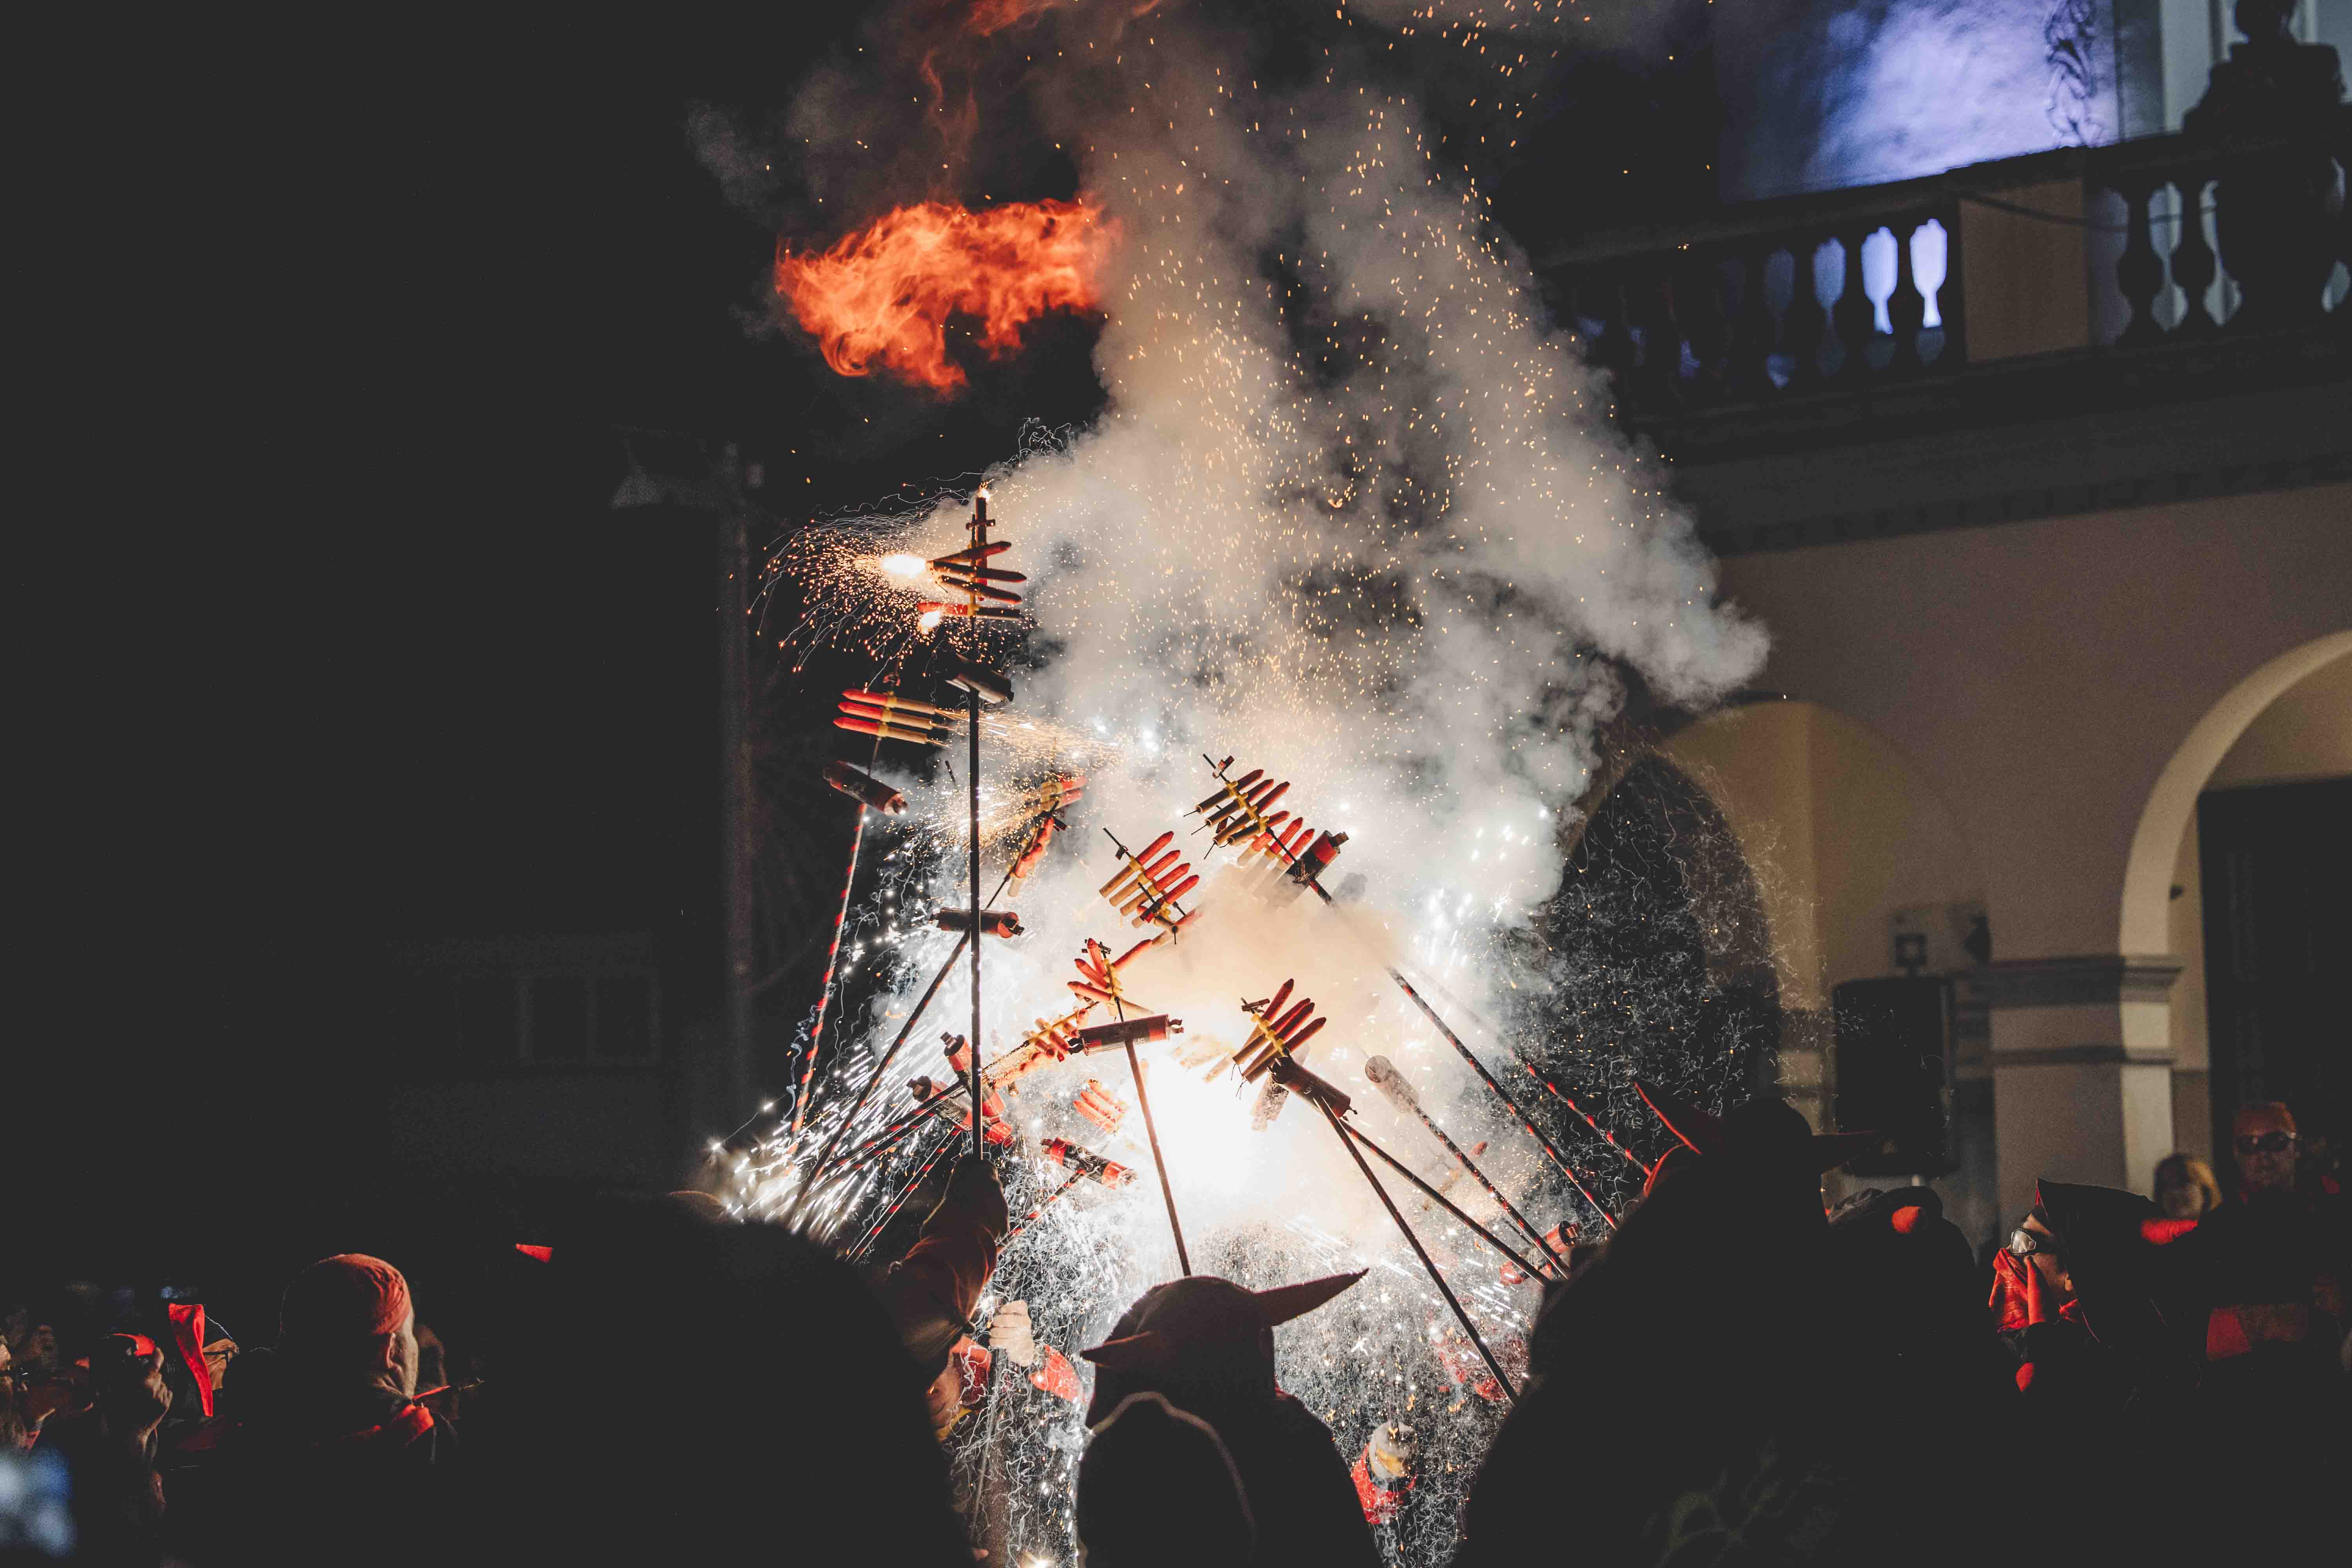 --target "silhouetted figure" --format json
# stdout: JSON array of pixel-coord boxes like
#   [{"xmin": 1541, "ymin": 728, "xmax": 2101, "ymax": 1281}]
[
  {"xmin": 1079, "ymin": 1272, "xmax": 1378, "ymax": 1568},
  {"xmin": 35, "ymin": 1333, "xmax": 172, "ymax": 1564},
  {"xmin": 1458, "ymin": 1088, "xmax": 1885, "ymax": 1566},
  {"xmin": 2178, "ymin": 1102, "xmax": 2348, "ymax": 1548},
  {"xmin": 2184, "ymin": 0, "xmax": 2347, "ymax": 324},
  {"xmin": 166, "ymin": 1254, "xmax": 456, "ymax": 1567},
  {"xmin": 872, "ymin": 1154, "xmax": 1009, "ymax": 1425},
  {"xmin": 466, "ymin": 1196, "xmax": 969, "ymax": 1566},
  {"xmin": 1077, "ymin": 1391, "xmax": 1256, "ymax": 1567}
]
